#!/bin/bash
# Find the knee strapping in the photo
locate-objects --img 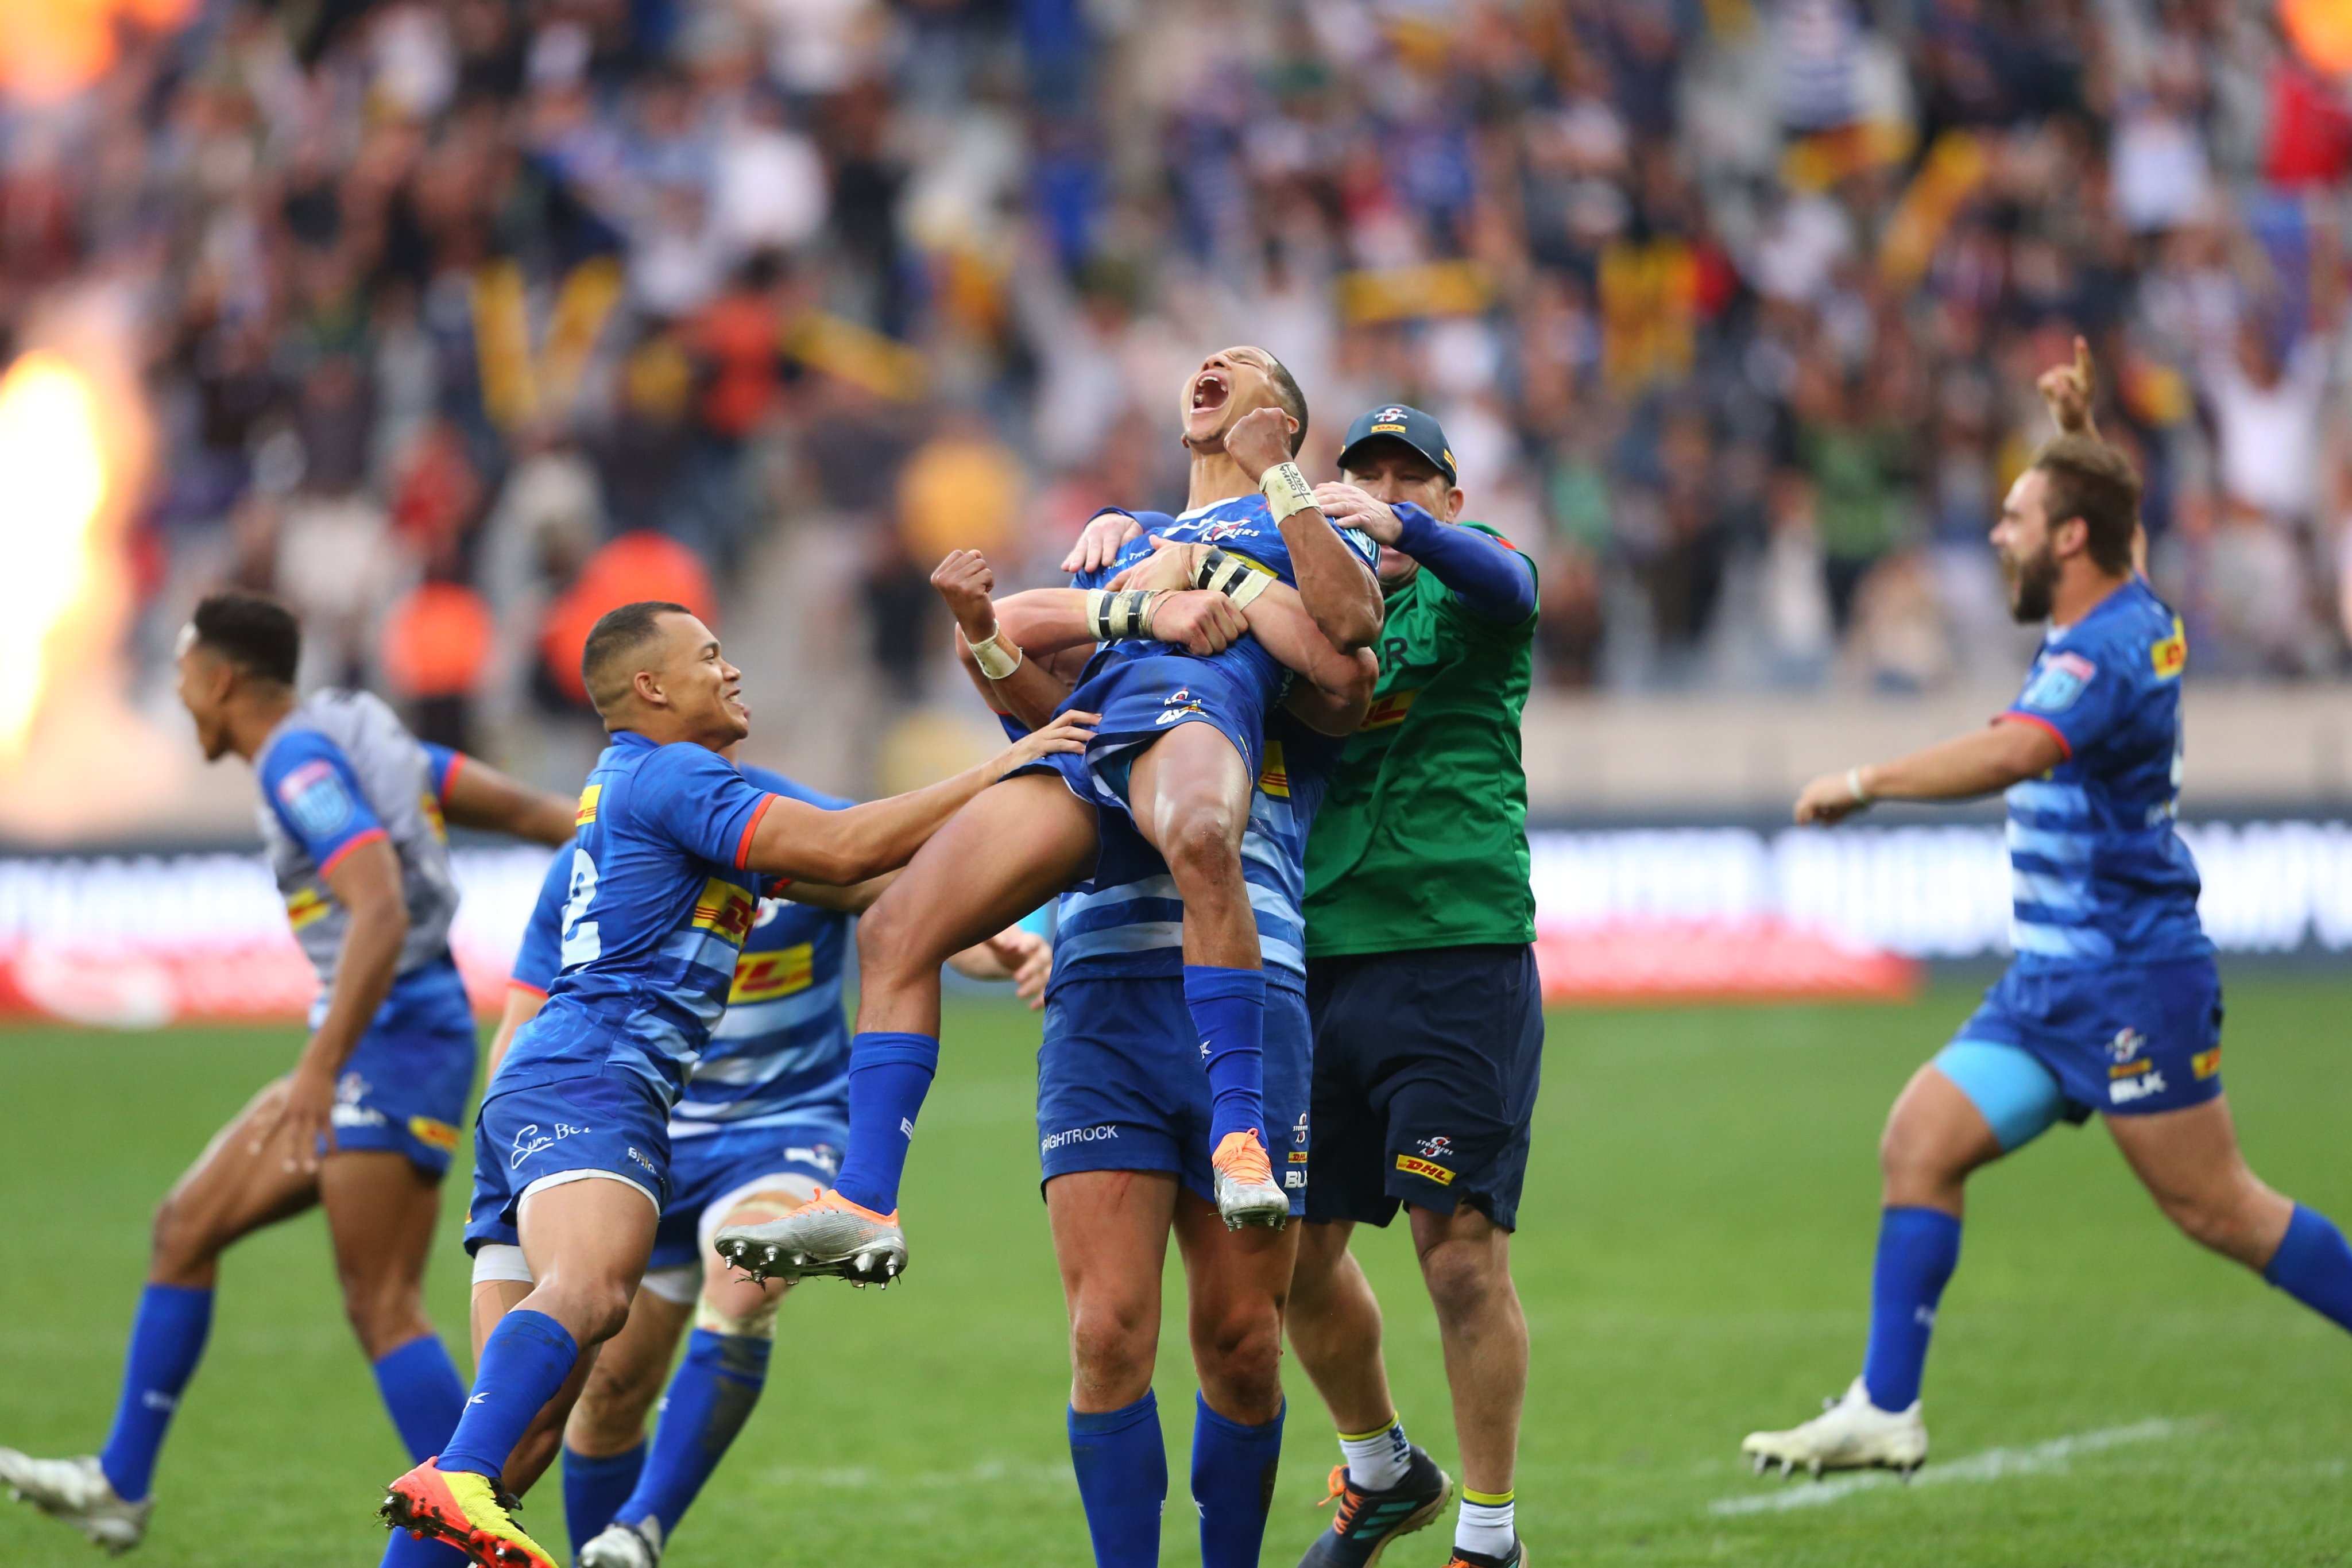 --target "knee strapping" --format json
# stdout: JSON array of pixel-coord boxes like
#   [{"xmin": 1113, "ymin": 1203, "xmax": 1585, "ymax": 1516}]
[
  {"xmin": 471, "ymin": 1243, "xmax": 533, "ymax": 1289},
  {"xmin": 693, "ymin": 1292, "xmax": 782, "ymax": 1339}
]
